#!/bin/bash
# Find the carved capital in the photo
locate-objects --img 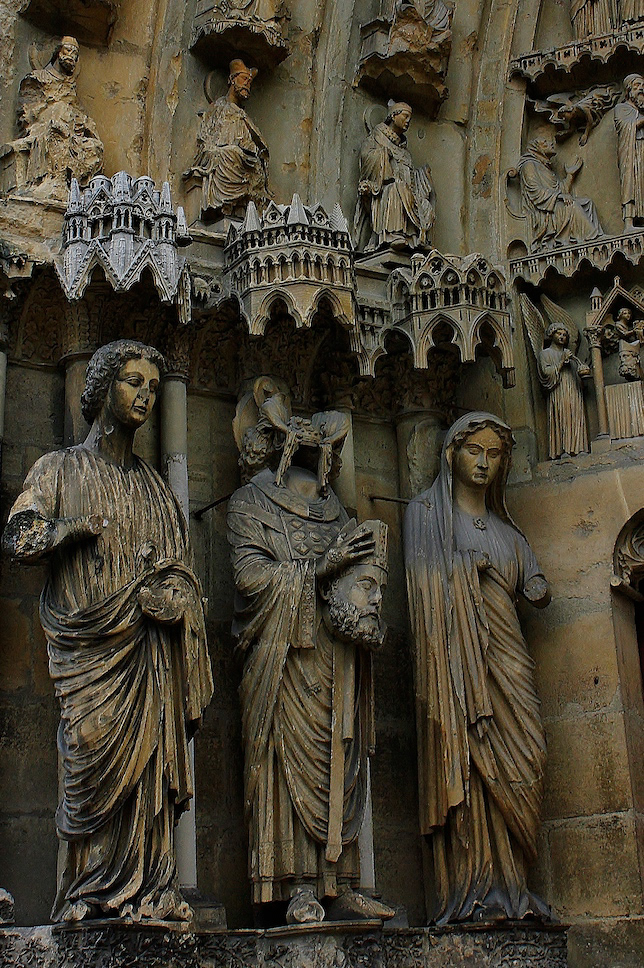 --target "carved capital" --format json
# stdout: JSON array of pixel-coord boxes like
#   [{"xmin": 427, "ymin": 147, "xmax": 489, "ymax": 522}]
[
  {"xmin": 164, "ymin": 326, "xmax": 196, "ymax": 382},
  {"xmin": 583, "ymin": 323, "xmax": 604, "ymax": 350}
]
